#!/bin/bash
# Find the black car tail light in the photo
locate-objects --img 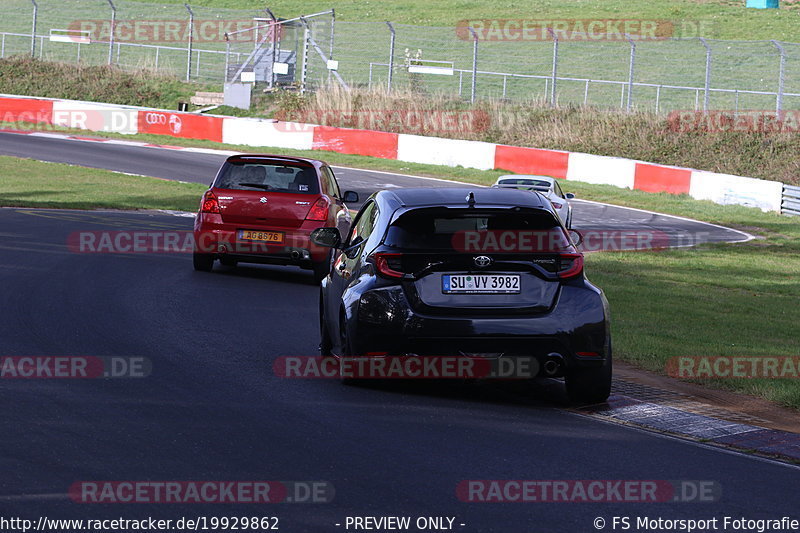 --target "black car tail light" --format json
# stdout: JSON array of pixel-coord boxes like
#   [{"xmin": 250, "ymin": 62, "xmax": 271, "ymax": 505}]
[
  {"xmin": 371, "ymin": 253, "xmax": 404, "ymax": 279},
  {"xmin": 557, "ymin": 253, "xmax": 584, "ymax": 279}
]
